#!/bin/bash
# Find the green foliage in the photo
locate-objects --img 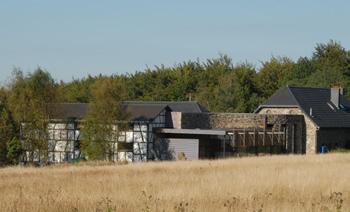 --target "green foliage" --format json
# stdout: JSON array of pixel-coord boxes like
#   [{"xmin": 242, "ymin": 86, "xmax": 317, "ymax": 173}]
[
  {"xmin": 81, "ymin": 78, "xmax": 128, "ymax": 160},
  {"xmin": 329, "ymin": 148, "xmax": 350, "ymax": 153},
  {"xmin": 0, "ymin": 89, "xmax": 16, "ymax": 165},
  {"xmin": 10, "ymin": 40, "xmax": 350, "ymax": 115},
  {"xmin": 8, "ymin": 68, "xmax": 57, "ymax": 122},
  {"xmin": 256, "ymin": 56, "xmax": 295, "ymax": 99},
  {"xmin": 313, "ymin": 40, "xmax": 350, "ymax": 75},
  {"xmin": 305, "ymin": 40, "xmax": 350, "ymax": 88},
  {"xmin": 57, "ymin": 75, "xmax": 95, "ymax": 102},
  {"xmin": 231, "ymin": 63, "xmax": 262, "ymax": 112},
  {"xmin": 286, "ymin": 57, "xmax": 316, "ymax": 86},
  {"xmin": 81, "ymin": 138, "xmax": 105, "ymax": 160},
  {"xmin": 7, "ymin": 68, "xmax": 57, "ymax": 163},
  {"xmin": 6, "ymin": 137, "xmax": 22, "ymax": 164},
  {"xmin": 1, "ymin": 40, "xmax": 350, "ymax": 164}
]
